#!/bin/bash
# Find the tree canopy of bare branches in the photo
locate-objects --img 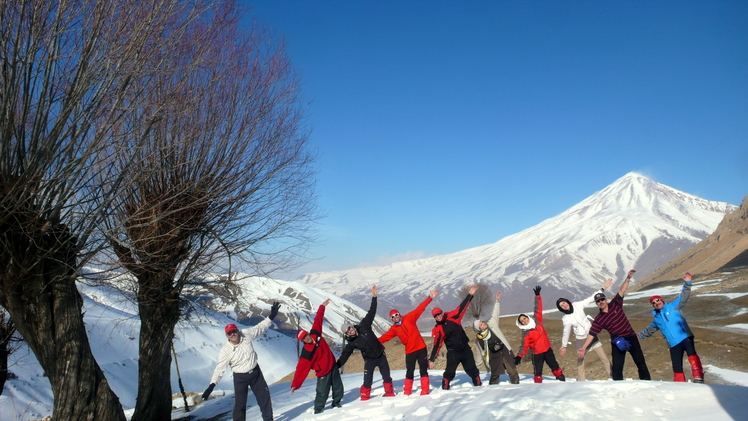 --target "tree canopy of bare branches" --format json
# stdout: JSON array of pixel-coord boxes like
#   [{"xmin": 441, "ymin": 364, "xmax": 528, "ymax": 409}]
[
  {"xmin": 458, "ymin": 283, "xmax": 493, "ymax": 321},
  {"xmin": 0, "ymin": 1, "xmax": 236, "ymax": 419},
  {"xmin": 101, "ymin": 2, "xmax": 318, "ymax": 420}
]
